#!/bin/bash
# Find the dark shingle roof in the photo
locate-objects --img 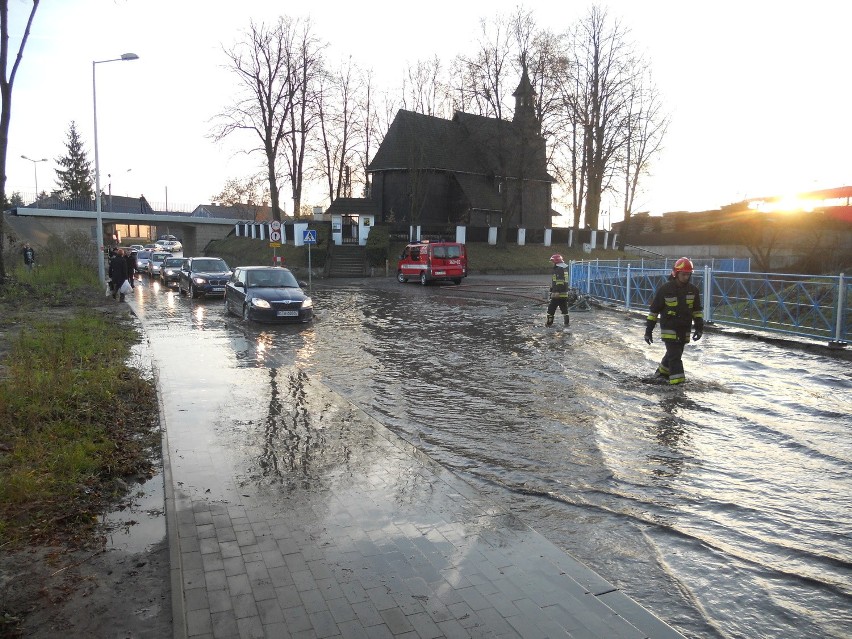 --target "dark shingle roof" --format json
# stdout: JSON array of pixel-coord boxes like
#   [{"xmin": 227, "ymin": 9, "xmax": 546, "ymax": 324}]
[
  {"xmin": 368, "ymin": 110, "xmax": 553, "ymax": 182},
  {"xmin": 325, "ymin": 198, "xmax": 379, "ymax": 215}
]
